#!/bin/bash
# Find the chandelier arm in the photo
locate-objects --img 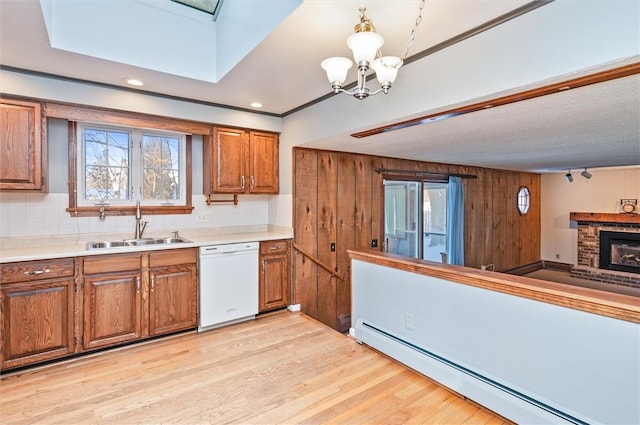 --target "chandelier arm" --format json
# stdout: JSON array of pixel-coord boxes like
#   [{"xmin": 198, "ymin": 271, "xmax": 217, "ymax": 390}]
[{"xmin": 368, "ymin": 88, "xmax": 386, "ymax": 96}]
